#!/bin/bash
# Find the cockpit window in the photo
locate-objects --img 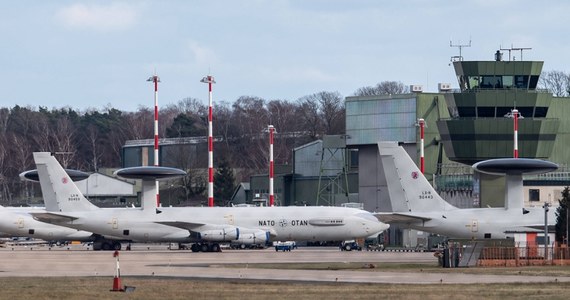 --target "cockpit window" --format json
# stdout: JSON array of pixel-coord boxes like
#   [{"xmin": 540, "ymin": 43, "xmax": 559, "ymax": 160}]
[{"xmin": 355, "ymin": 212, "xmax": 378, "ymax": 222}]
